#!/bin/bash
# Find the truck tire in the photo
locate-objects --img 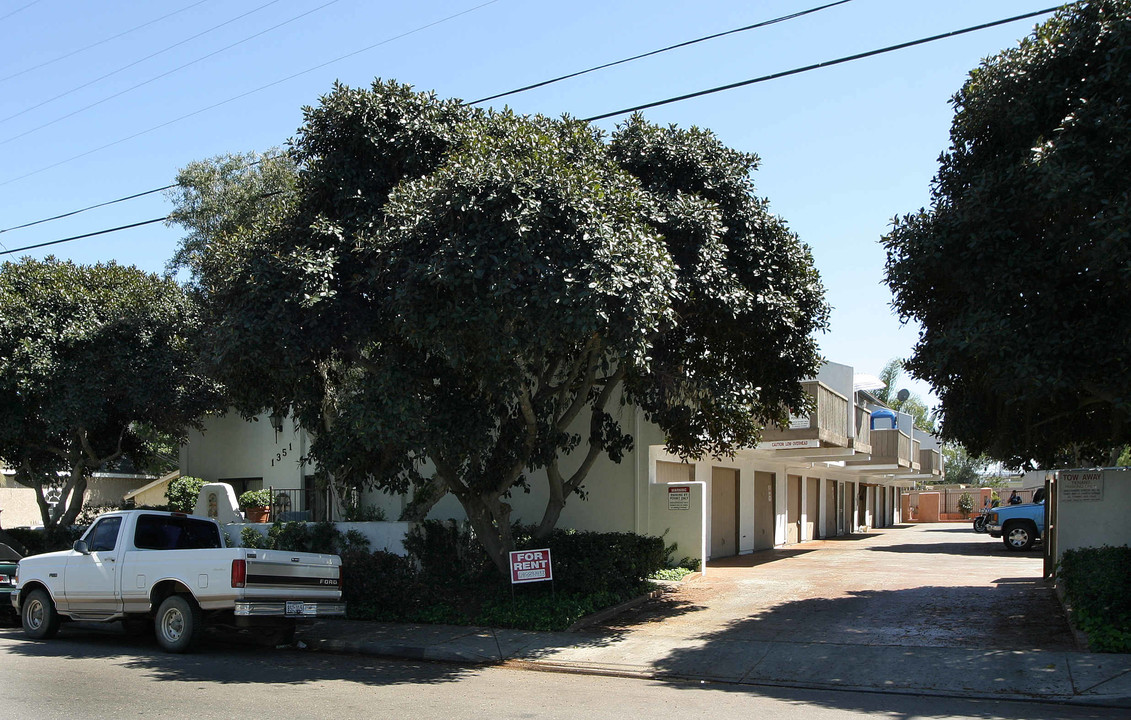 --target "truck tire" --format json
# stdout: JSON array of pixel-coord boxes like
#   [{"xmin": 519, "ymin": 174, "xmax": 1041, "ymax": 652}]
[
  {"xmin": 21, "ymin": 588, "xmax": 61, "ymax": 640},
  {"xmin": 1002, "ymin": 522, "xmax": 1036, "ymax": 551},
  {"xmin": 155, "ymin": 594, "xmax": 203, "ymax": 653}
]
